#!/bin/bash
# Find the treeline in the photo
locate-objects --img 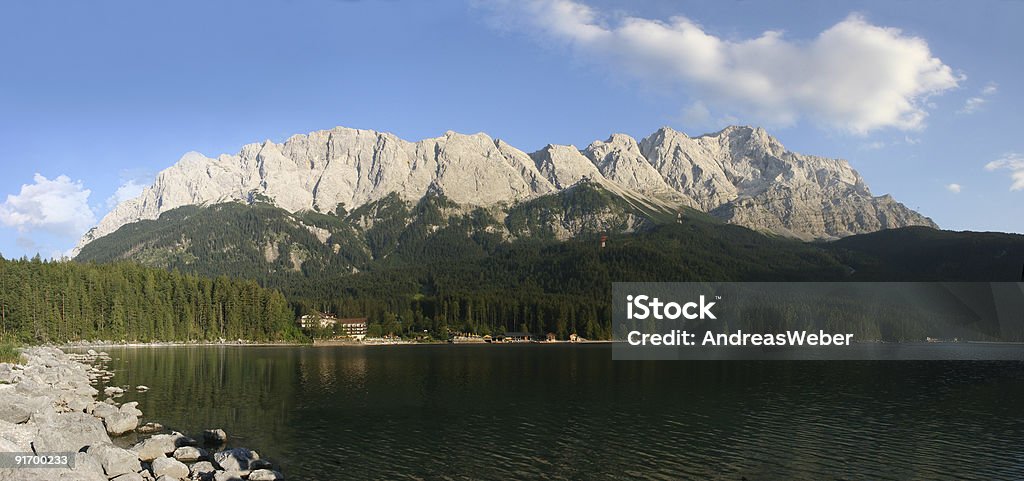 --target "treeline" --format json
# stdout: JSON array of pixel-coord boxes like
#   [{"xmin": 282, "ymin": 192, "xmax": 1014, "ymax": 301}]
[
  {"xmin": 302, "ymin": 291, "xmax": 611, "ymax": 340},
  {"xmin": 0, "ymin": 256, "xmax": 305, "ymax": 344},
  {"xmin": 285, "ymin": 220, "xmax": 1024, "ymax": 341},
  {"xmin": 285, "ymin": 221, "xmax": 858, "ymax": 340}
]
